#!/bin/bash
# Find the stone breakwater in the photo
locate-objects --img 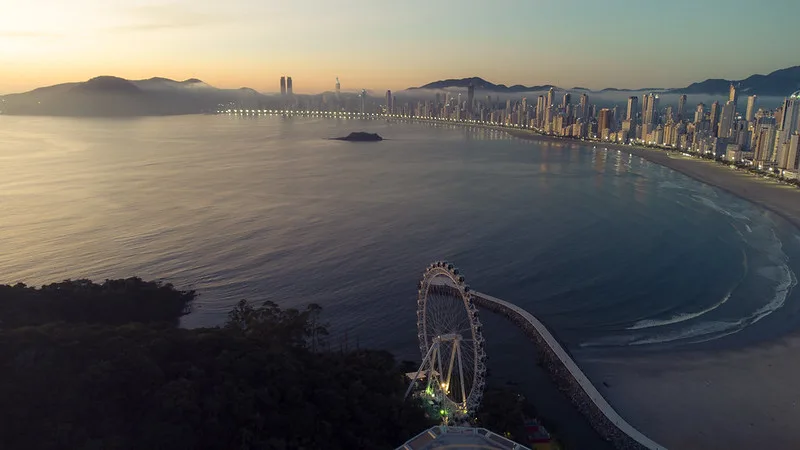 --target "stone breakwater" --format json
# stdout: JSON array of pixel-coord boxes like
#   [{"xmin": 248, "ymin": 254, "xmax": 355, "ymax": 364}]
[{"xmin": 473, "ymin": 292, "xmax": 667, "ymax": 450}]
